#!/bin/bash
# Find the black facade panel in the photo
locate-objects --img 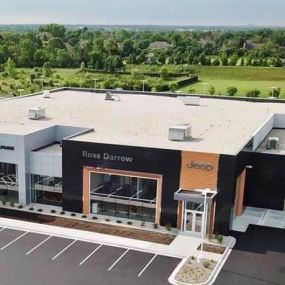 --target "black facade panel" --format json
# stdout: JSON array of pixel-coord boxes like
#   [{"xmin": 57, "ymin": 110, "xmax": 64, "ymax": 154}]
[
  {"xmin": 215, "ymin": 154, "xmax": 236, "ymax": 235},
  {"xmin": 244, "ymin": 152, "xmax": 285, "ymax": 210},
  {"xmin": 62, "ymin": 140, "xmax": 181, "ymax": 226}
]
